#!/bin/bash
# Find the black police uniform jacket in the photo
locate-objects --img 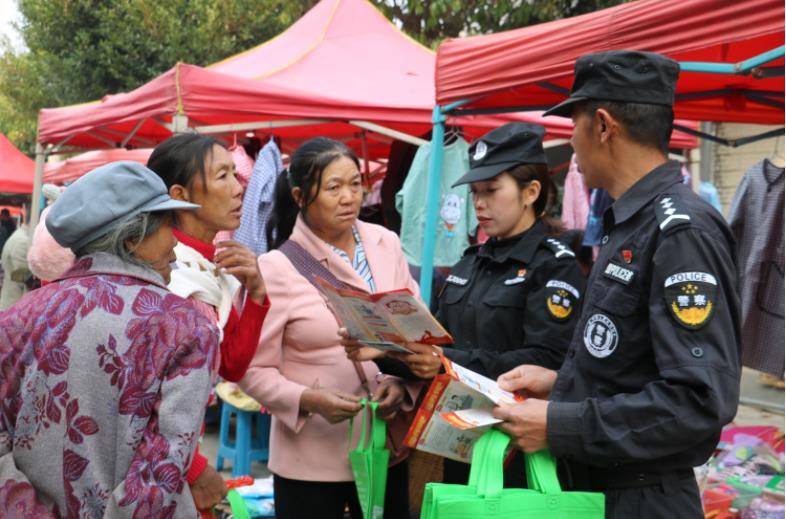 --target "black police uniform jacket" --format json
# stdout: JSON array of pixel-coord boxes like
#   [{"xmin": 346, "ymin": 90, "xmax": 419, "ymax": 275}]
[
  {"xmin": 547, "ymin": 161, "xmax": 741, "ymax": 474},
  {"xmin": 437, "ymin": 219, "xmax": 586, "ymax": 380}
]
